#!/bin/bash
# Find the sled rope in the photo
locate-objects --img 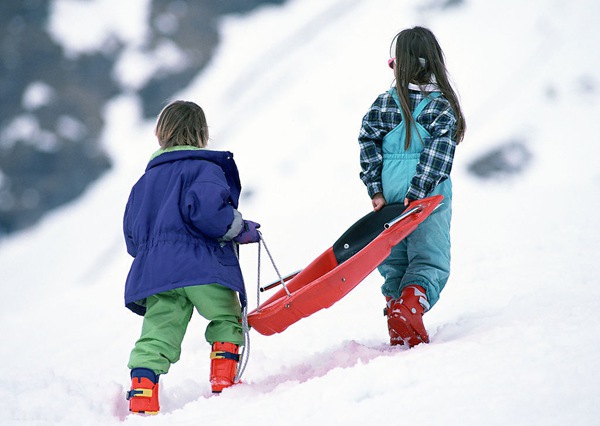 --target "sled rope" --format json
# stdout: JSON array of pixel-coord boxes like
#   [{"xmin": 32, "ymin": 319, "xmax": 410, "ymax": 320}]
[
  {"xmin": 232, "ymin": 243, "xmax": 250, "ymax": 384},
  {"xmin": 256, "ymin": 231, "xmax": 290, "ymax": 312},
  {"xmin": 230, "ymin": 232, "xmax": 289, "ymax": 382},
  {"xmin": 234, "ymin": 304, "xmax": 250, "ymax": 384}
]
